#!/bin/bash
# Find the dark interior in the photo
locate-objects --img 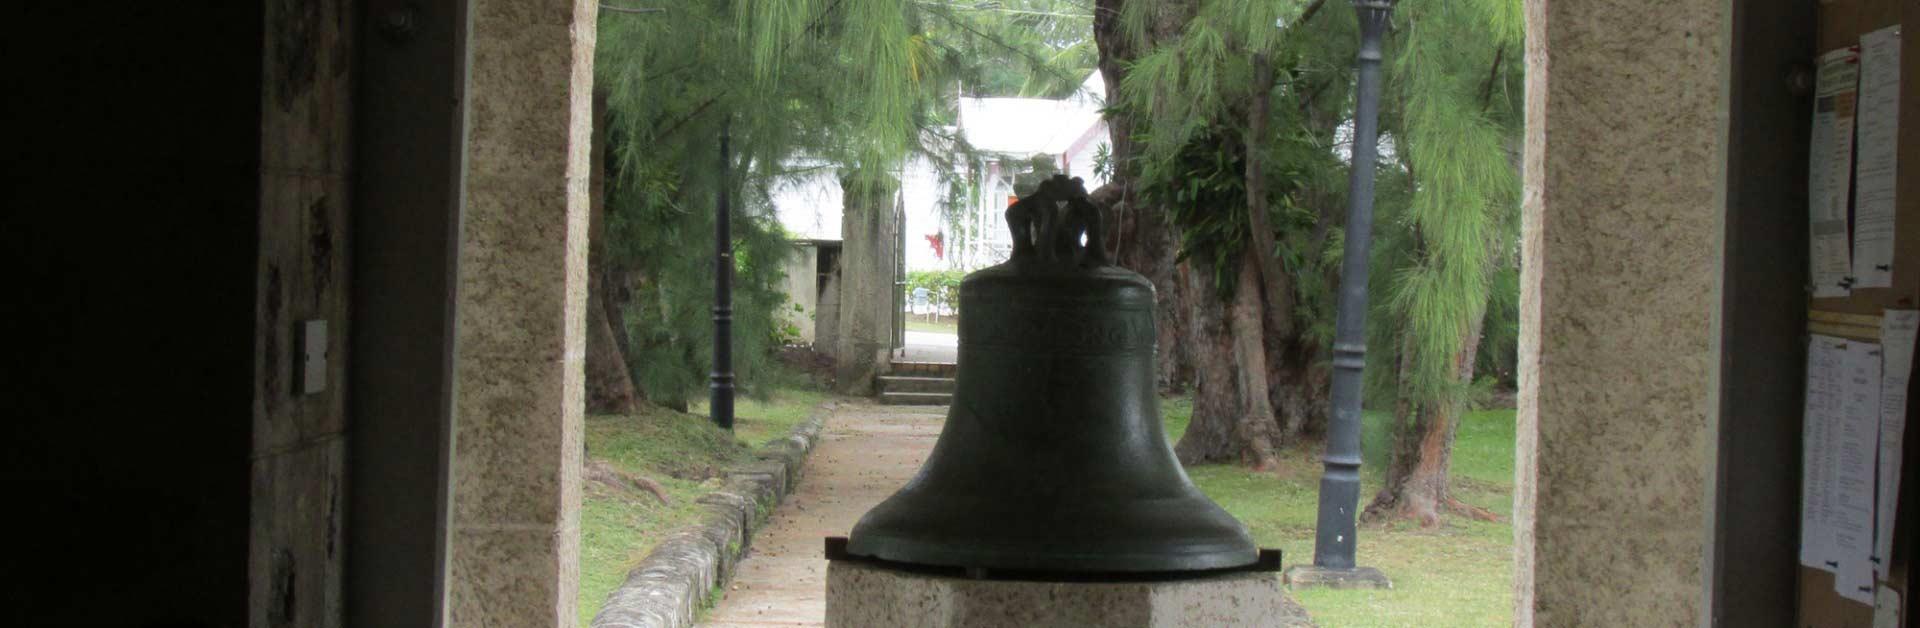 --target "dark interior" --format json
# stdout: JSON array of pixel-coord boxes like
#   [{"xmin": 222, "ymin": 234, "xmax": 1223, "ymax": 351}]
[{"xmin": 6, "ymin": 3, "xmax": 262, "ymax": 625}]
